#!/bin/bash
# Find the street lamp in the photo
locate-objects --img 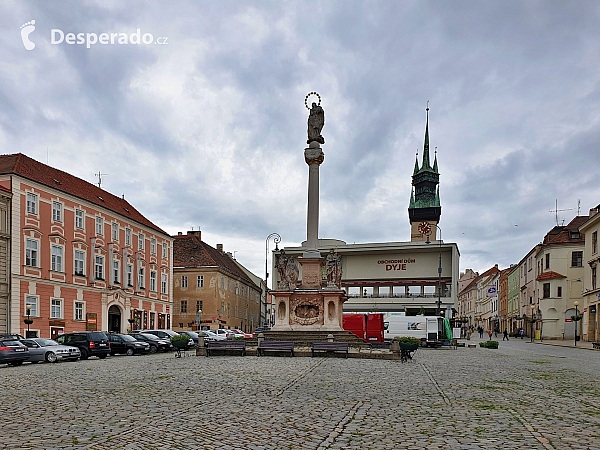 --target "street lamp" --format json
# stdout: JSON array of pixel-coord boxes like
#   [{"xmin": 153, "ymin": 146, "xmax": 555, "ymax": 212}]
[
  {"xmin": 196, "ymin": 309, "xmax": 202, "ymax": 331},
  {"xmin": 24, "ymin": 304, "xmax": 33, "ymax": 337},
  {"xmin": 530, "ymin": 304, "xmax": 535, "ymax": 343},
  {"xmin": 425, "ymin": 225, "xmax": 443, "ymax": 316},
  {"xmin": 264, "ymin": 233, "xmax": 281, "ymax": 328},
  {"xmin": 574, "ymin": 300, "xmax": 580, "ymax": 346}
]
